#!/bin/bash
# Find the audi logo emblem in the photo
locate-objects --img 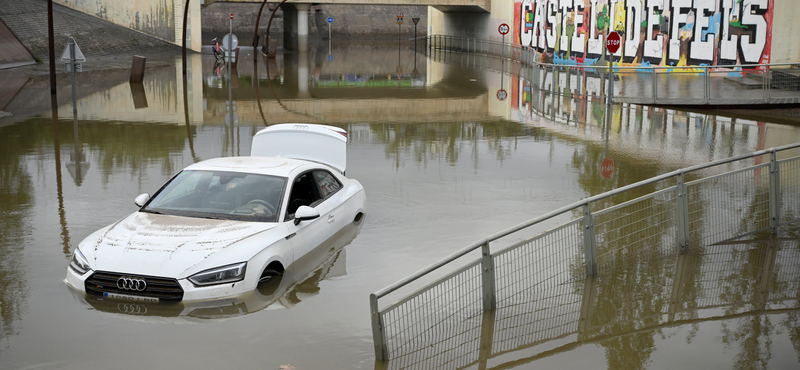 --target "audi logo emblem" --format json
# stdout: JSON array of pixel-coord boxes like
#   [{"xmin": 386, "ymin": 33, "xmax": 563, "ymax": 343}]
[{"xmin": 117, "ymin": 277, "xmax": 147, "ymax": 291}]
